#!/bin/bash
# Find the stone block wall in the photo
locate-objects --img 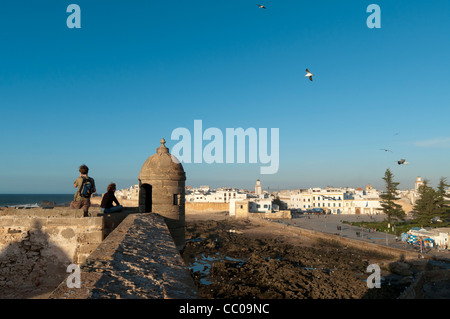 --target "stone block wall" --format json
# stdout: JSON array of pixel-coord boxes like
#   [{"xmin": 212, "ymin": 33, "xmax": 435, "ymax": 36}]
[
  {"xmin": 0, "ymin": 208, "xmax": 103, "ymax": 297},
  {"xmin": 185, "ymin": 202, "xmax": 230, "ymax": 212},
  {"xmin": 90, "ymin": 196, "xmax": 138, "ymax": 207},
  {"xmin": 247, "ymin": 210, "xmax": 292, "ymax": 219},
  {"xmin": 234, "ymin": 201, "xmax": 250, "ymax": 218},
  {"xmin": 49, "ymin": 213, "xmax": 198, "ymax": 299}
]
